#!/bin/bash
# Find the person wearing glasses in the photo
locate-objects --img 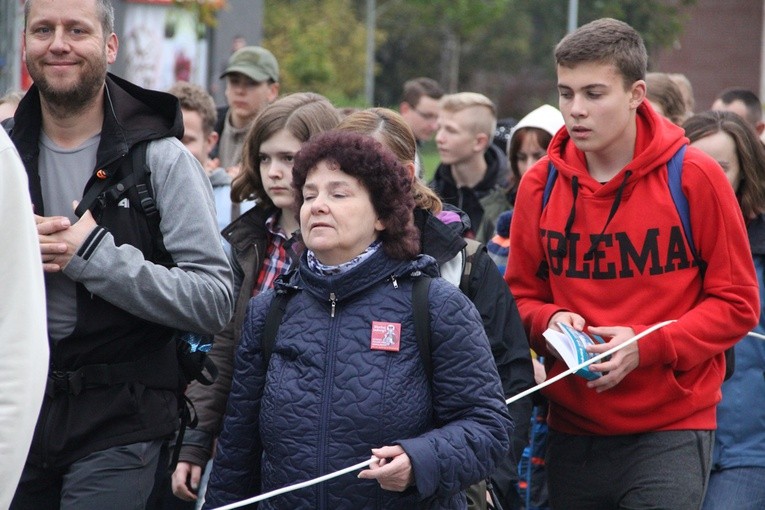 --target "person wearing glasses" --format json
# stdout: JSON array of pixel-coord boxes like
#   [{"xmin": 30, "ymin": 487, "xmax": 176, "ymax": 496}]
[{"xmin": 399, "ymin": 77, "xmax": 444, "ymax": 177}]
